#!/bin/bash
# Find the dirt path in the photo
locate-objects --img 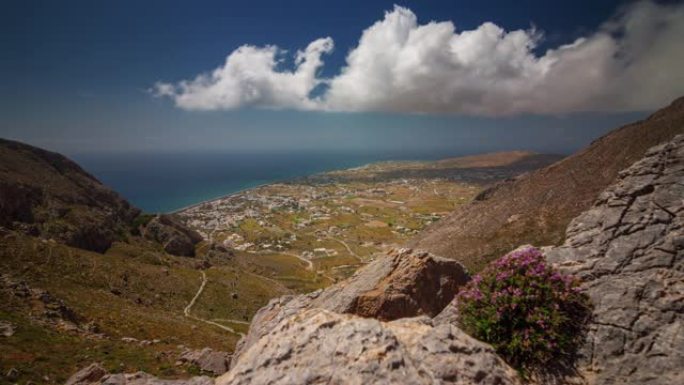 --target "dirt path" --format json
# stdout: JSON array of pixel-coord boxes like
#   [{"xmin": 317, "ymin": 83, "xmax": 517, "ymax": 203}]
[
  {"xmin": 184, "ymin": 270, "xmax": 246, "ymax": 337},
  {"xmin": 328, "ymin": 237, "xmax": 362, "ymax": 262},
  {"xmin": 281, "ymin": 251, "xmax": 314, "ymax": 271}
]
